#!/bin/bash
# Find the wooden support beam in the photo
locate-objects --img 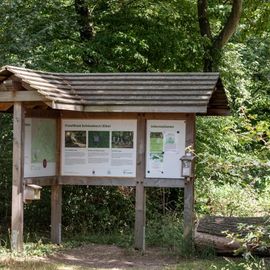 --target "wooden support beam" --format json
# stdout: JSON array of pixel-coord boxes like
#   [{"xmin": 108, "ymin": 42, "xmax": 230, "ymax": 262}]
[
  {"xmin": 183, "ymin": 114, "xmax": 196, "ymax": 251},
  {"xmin": 144, "ymin": 178, "xmax": 185, "ymax": 188},
  {"xmin": 51, "ymin": 117, "xmax": 62, "ymax": 244},
  {"xmin": 0, "ymin": 91, "xmax": 46, "ymax": 102},
  {"xmin": 11, "ymin": 102, "xmax": 25, "ymax": 252},
  {"xmin": 51, "ymin": 185, "xmax": 62, "ymax": 244},
  {"xmin": 184, "ymin": 179, "xmax": 194, "ymax": 251},
  {"xmin": 24, "ymin": 176, "xmax": 58, "ymax": 186},
  {"xmin": 59, "ymin": 176, "xmax": 136, "ymax": 186},
  {"xmin": 134, "ymin": 114, "xmax": 146, "ymax": 251}
]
